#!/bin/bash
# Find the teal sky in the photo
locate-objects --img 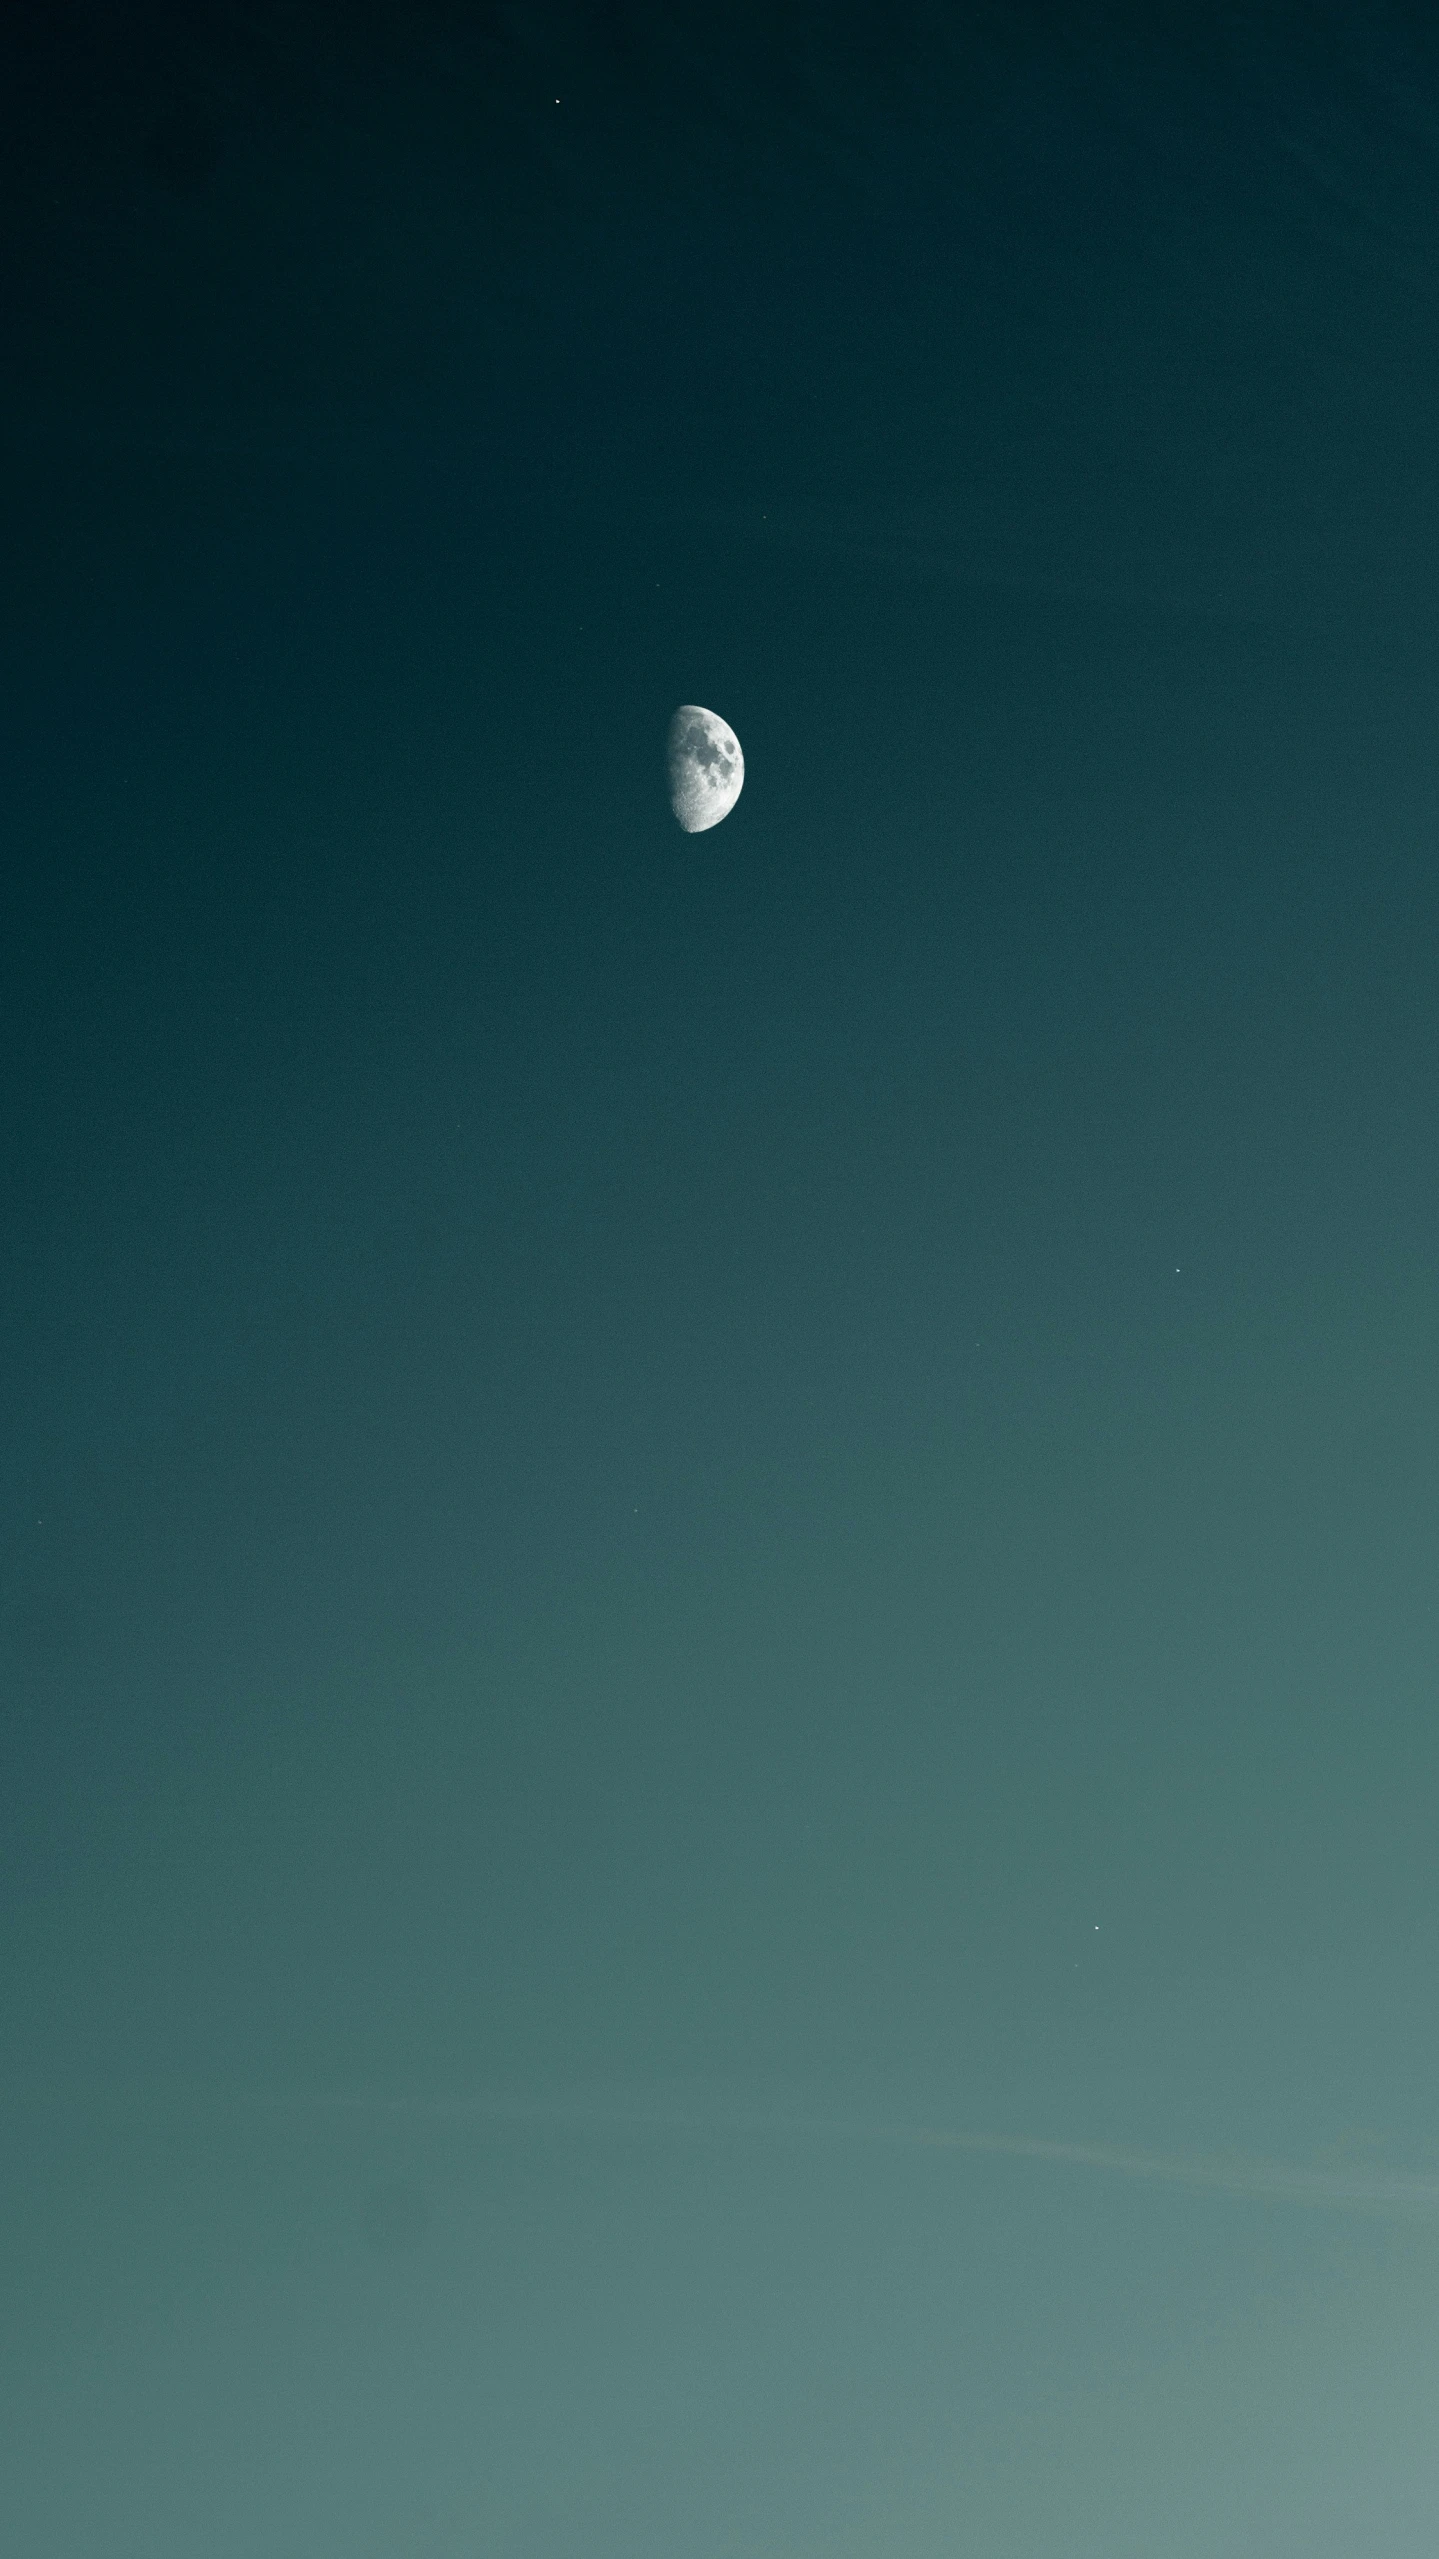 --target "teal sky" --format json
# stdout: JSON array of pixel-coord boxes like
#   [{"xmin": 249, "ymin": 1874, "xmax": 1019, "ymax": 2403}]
[{"xmin": 4, "ymin": 5, "xmax": 1439, "ymax": 2551}]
